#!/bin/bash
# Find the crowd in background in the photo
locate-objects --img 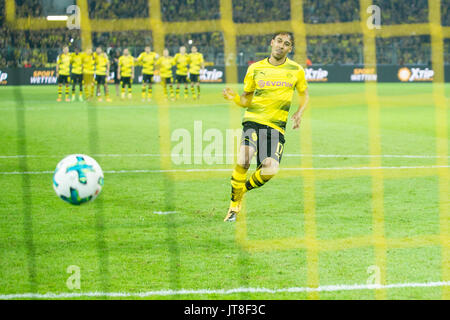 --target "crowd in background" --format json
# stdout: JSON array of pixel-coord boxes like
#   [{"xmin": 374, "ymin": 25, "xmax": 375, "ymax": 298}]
[
  {"xmin": 232, "ymin": 0, "xmax": 290, "ymax": 23},
  {"xmin": 88, "ymin": 0, "xmax": 149, "ymax": 19},
  {"xmin": 161, "ymin": 0, "xmax": 220, "ymax": 21},
  {"xmin": 1, "ymin": 0, "xmax": 449, "ymax": 68},
  {"xmin": 303, "ymin": 0, "xmax": 360, "ymax": 23}
]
